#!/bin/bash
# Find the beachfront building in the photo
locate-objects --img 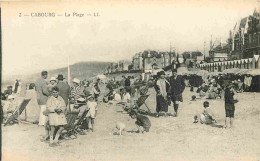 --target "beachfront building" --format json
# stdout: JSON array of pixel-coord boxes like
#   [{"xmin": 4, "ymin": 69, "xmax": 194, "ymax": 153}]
[
  {"xmin": 209, "ymin": 42, "xmax": 231, "ymax": 62},
  {"xmin": 118, "ymin": 60, "xmax": 132, "ymax": 72},
  {"xmin": 132, "ymin": 52, "xmax": 143, "ymax": 71},
  {"xmin": 243, "ymin": 9, "xmax": 260, "ymax": 58}
]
